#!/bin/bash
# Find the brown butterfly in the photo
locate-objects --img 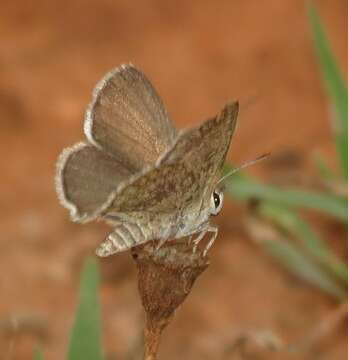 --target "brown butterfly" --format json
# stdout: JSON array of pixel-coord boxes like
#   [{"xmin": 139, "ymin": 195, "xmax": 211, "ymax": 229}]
[{"xmin": 55, "ymin": 64, "xmax": 239, "ymax": 257}]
